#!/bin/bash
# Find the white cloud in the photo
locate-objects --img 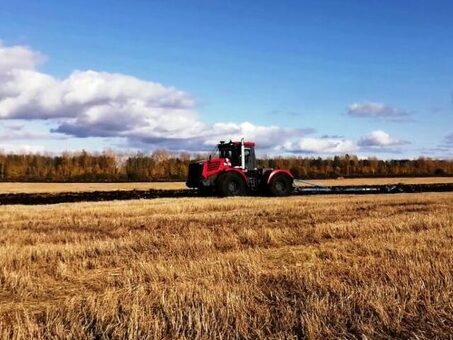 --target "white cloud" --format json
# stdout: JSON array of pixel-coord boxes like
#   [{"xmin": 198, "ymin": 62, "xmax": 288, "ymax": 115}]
[
  {"xmin": 0, "ymin": 67, "xmax": 196, "ymax": 120},
  {"xmin": 206, "ymin": 122, "xmax": 314, "ymax": 149},
  {"xmin": 0, "ymin": 143, "xmax": 45, "ymax": 154},
  {"xmin": 282, "ymin": 136, "xmax": 358, "ymax": 154},
  {"xmin": 347, "ymin": 101, "xmax": 409, "ymax": 119},
  {"xmin": 282, "ymin": 131, "xmax": 409, "ymax": 155},
  {"xmin": 0, "ymin": 42, "xmax": 415, "ymax": 156},
  {"xmin": 358, "ymin": 130, "xmax": 409, "ymax": 147},
  {"xmin": 0, "ymin": 41, "xmax": 317, "ymax": 152},
  {"xmin": 0, "ymin": 130, "xmax": 67, "ymax": 141},
  {"xmin": 0, "ymin": 41, "xmax": 45, "ymax": 73}
]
